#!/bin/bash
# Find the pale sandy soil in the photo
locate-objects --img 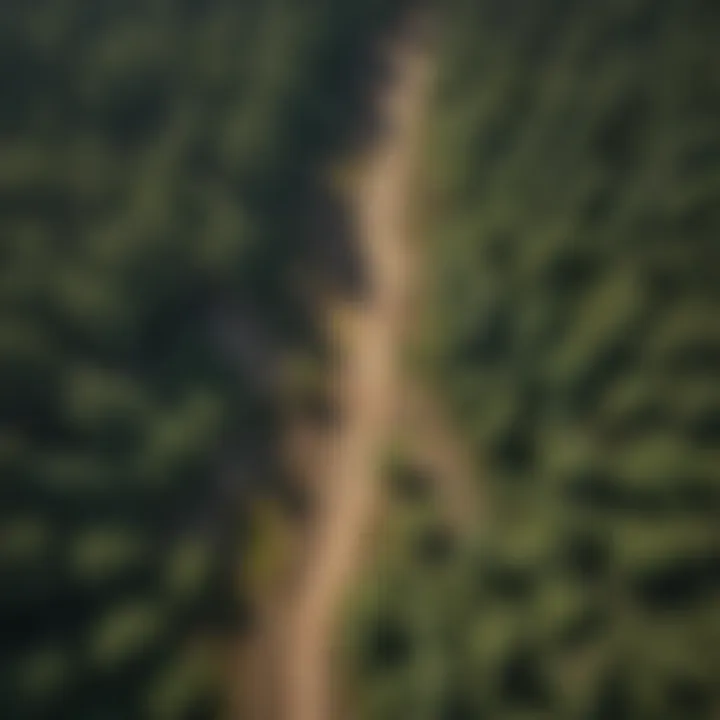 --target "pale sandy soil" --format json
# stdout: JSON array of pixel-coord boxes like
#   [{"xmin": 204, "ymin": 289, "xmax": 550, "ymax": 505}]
[{"xmin": 231, "ymin": 15, "xmax": 477, "ymax": 720}]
